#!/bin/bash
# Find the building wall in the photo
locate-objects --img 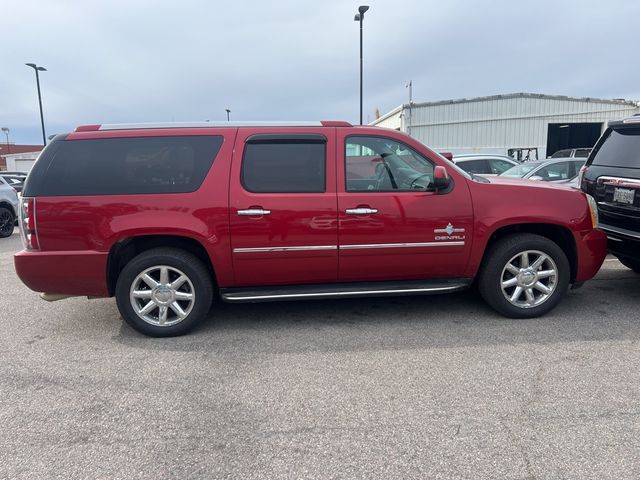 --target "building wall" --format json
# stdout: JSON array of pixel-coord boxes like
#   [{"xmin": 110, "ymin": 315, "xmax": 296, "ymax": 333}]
[{"xmin": 372, "ymin": 94, "xmax": 640, "ymax": 158}]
